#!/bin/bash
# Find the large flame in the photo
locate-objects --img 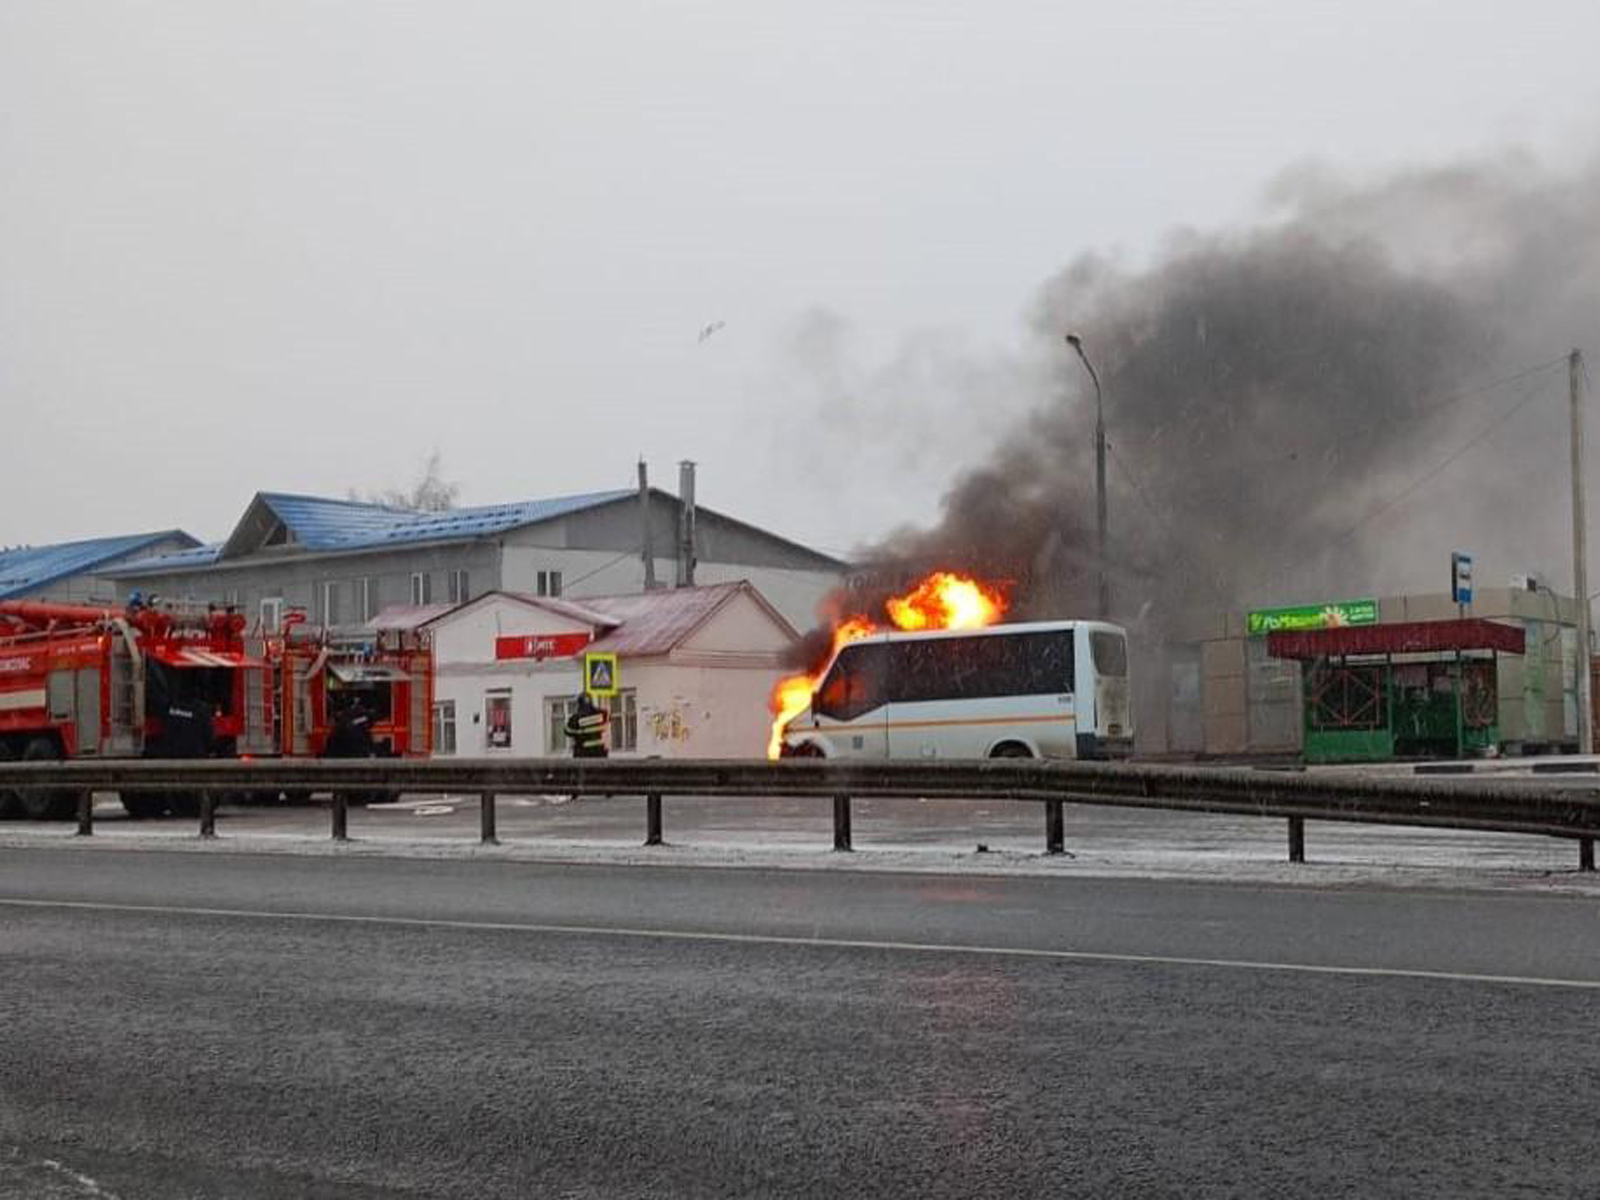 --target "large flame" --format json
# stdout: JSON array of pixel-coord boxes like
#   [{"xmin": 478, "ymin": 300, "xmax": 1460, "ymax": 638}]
[
  {"xmin": 766, "ymin": 573, "xmax": 1008, "ymax": 759},
  {"xmin": 885, "ymin": 571, "xmax": 1005, "ymax": 631}
]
